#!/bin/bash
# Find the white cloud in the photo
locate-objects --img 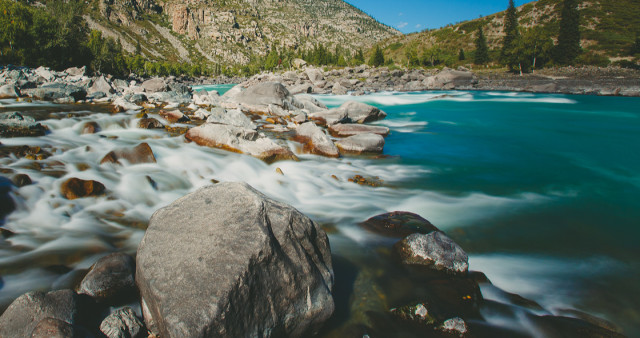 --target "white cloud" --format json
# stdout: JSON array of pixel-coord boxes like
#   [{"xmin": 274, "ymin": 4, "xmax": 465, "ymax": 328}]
[
  {"xmin": 415, "ymin": 24, "xmax": 423, "ymax": 29},
  {"xmin": 398, "ymin": 12, "xmax": 404, "ymax": 16},
  {"xmin": 398, "ymin": 22, "xmax": 408, "ymax": 29}
]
